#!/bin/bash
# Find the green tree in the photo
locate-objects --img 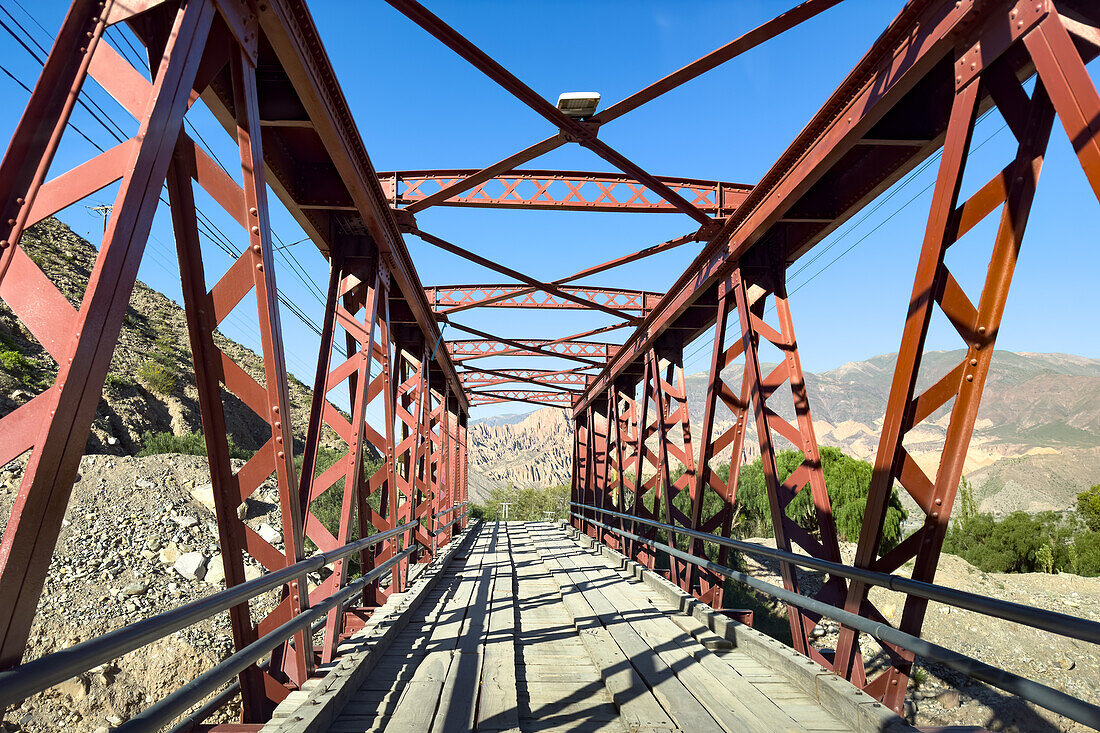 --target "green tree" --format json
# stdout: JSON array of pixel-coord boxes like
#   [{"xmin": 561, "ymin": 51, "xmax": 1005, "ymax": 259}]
[
  {"xmin": 1077, "ymin": 484, "xmax": 1100, "ymax": 532},
  {"xmin": 723, "ymin": 447, "xmax": 907, "ymax": 550},
  {"xmin": 473, "ymin": 483, "xmax": 570, "ymax": 522},
  {"xmin": 1037, "ymin": 543, "xmax": 1054, "ymax": 574}
]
